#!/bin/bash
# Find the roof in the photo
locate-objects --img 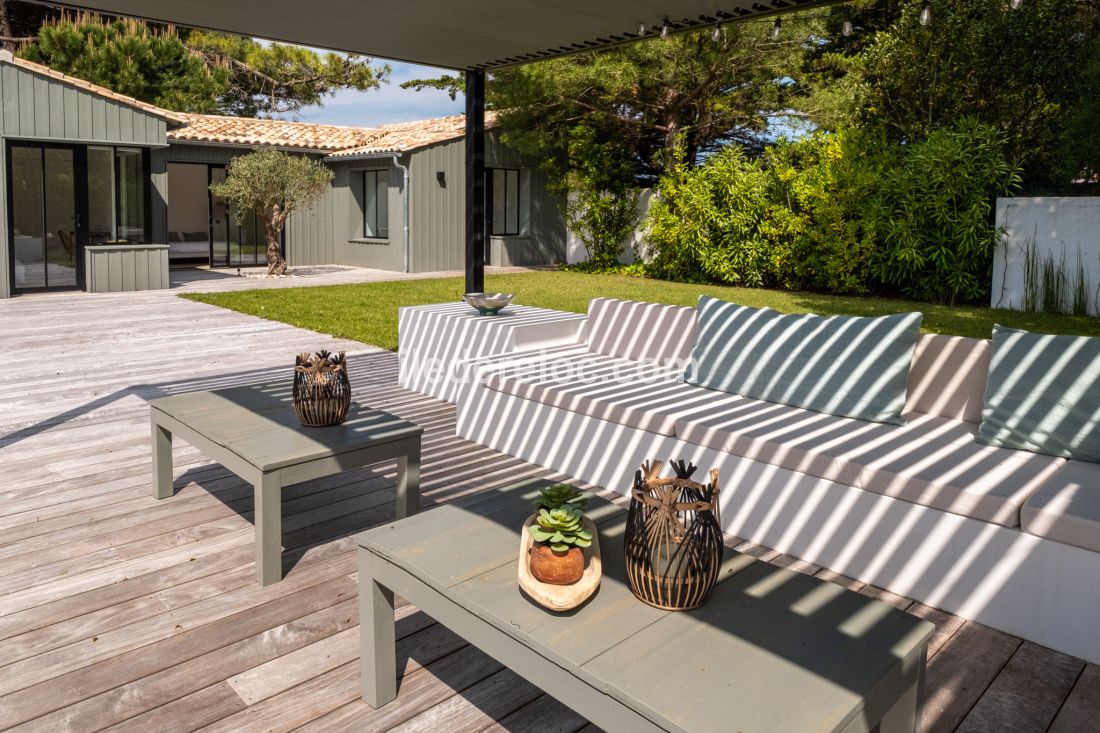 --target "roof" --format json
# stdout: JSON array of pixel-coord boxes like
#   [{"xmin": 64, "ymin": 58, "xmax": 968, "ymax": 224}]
[
  {"xmin": 167, "ymin": 113, "xmax": 386, "ymax": 152},
  {"xmin": 169, "ymin": 111, "xmax": 495, "ymax": 157},
  {"xmin": 0, "ymin": 50, "xmax": 188, "ymax": 124},
  {"xmin": 325, "ymin": 112, "xmax": 498, "ymax": 159},
  {"xmin": 45, "ymin": 0, "xmax": 834, "ymax": 71}
]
